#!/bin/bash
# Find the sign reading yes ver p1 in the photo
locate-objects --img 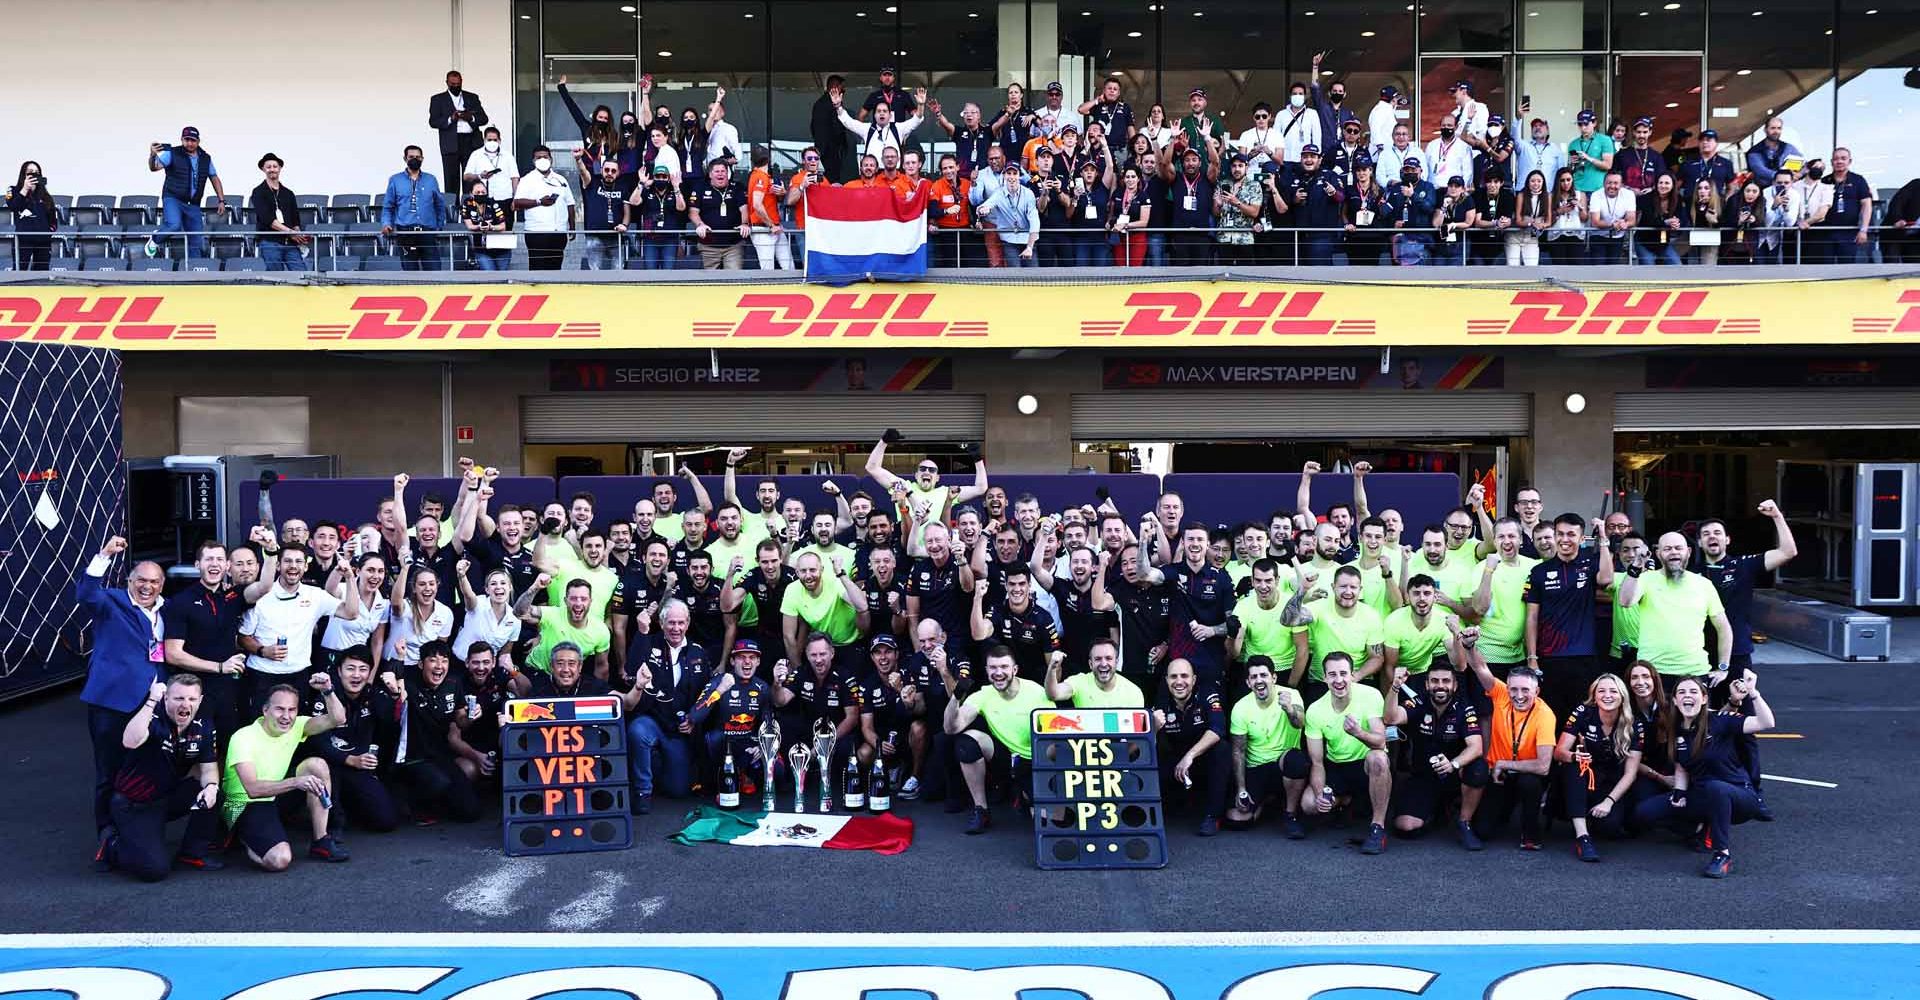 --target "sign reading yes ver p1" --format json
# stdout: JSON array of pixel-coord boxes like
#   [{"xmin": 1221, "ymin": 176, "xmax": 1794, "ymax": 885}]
[{"xmin": 1031, "ymin": 708, "xmax": 1165, "ymax": 870}]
